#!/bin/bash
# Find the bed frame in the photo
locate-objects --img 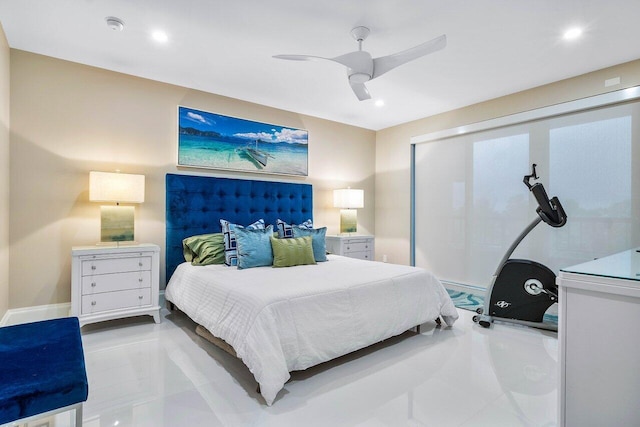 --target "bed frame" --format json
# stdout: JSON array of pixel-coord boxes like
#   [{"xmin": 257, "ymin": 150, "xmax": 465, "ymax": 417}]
[
  {"xmin": 165, "ymin": 173, "xmax": 313, "ymax": 283},
  {"xmin": 165, "ymin": 174, "xmax": 444, "ymax": 402}
]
